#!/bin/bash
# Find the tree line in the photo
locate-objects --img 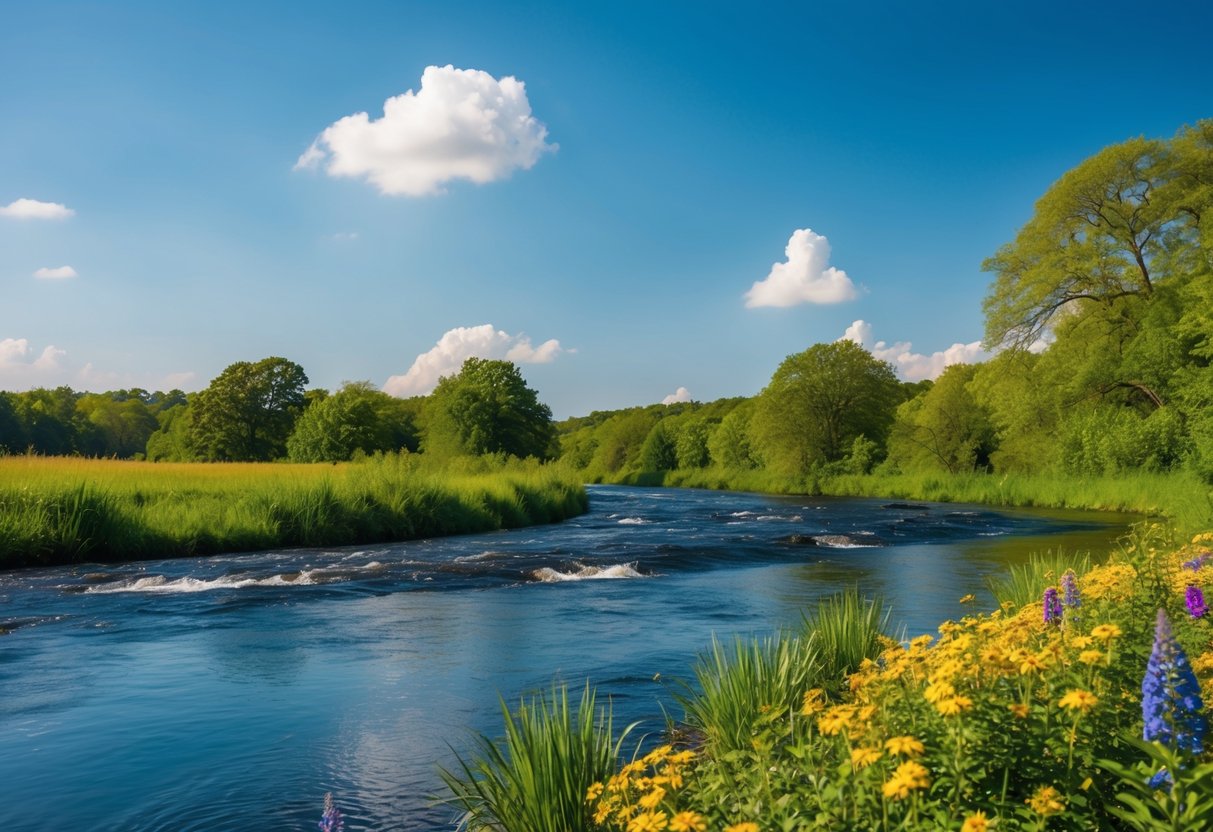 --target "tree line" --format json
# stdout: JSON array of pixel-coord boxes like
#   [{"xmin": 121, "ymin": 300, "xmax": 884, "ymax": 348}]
[
  {"xmin": 0, "ymin": 357, "xmax": 558, "ymax": 463},
  {"xmin": 558, "ymin": 119, "xmax": 1213, "ymax": 484}
]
